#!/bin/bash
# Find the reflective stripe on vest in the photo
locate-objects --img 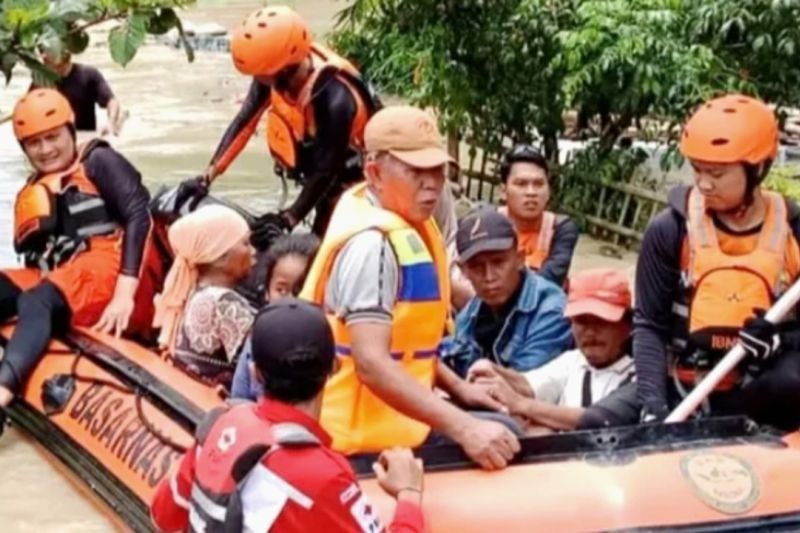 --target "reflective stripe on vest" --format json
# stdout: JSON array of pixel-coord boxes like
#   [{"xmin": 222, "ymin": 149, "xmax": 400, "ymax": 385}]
[
  {"xmin": 265, "ymin": 42, "xmax": 371, "ymax": 172},
  {"xmin": 669, "ymin": 187, "xmax": 790, "ymax": 362},
  {"xmin": 189, "ymin": 410, "xmax": 320, "ymax": 533},
  {"xmin": 300, "ymin": 183, "xmax": 450, "ymax": 453}
]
